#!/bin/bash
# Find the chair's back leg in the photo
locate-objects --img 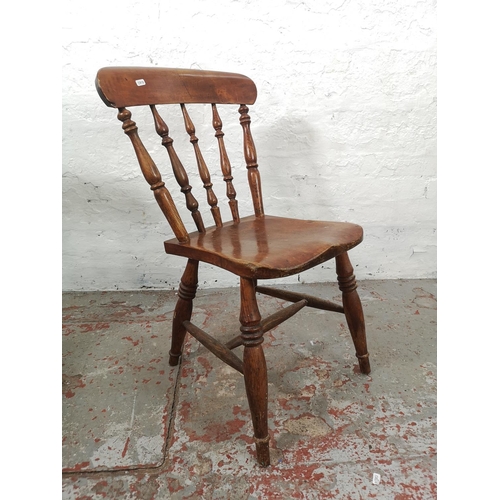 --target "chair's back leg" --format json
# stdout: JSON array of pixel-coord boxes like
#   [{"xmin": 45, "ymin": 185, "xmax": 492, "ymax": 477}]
[
  {"xmin": 239, "ymin": 277, "xmax": 270, "ymax": 467},
  {"xmin": 169, "ymin": 259, "xmax": 199, "ymax": 366},
  {"xmin": 336, "ymin": 252, "xmax": 371, "ymax": 375}
]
